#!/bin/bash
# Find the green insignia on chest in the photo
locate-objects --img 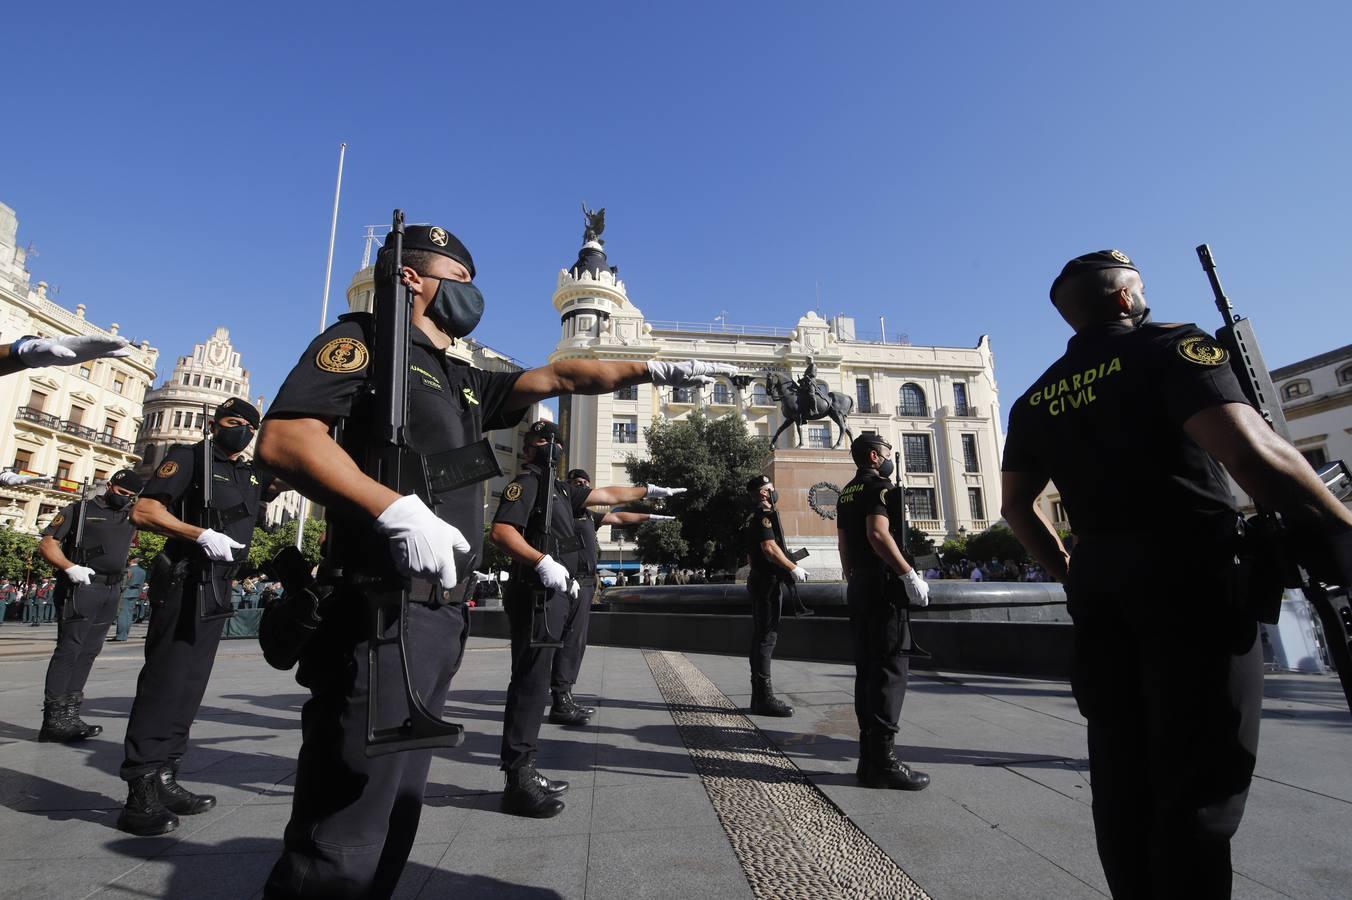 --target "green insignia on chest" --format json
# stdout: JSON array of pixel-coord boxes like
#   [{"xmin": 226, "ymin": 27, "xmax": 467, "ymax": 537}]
[{"xmin": 462, "ymin": 387, "xmax": 479, "ymax": 405}]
